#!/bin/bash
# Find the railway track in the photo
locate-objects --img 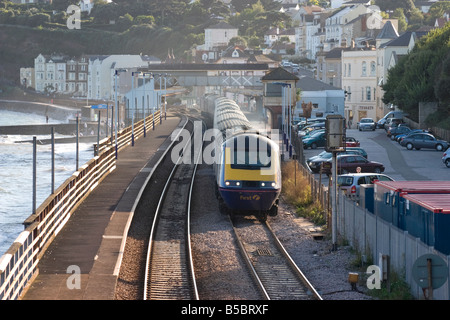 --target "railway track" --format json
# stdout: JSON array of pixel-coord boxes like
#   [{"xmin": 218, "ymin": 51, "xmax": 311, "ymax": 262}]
[
  {"xmin": 231, "ymin": 215, "xmax": 322, "ymax": 300},
  {"xmin": 143, "ymin": 119, "xmax": 203, "ymax": 300}
]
